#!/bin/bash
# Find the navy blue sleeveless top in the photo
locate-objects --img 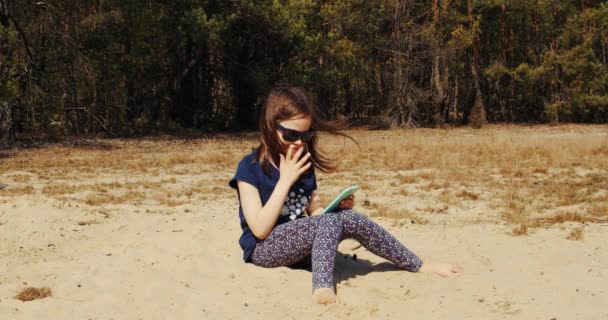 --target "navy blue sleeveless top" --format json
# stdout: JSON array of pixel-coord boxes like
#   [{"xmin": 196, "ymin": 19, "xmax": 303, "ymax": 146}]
[{"xmin": 228, "ymin": 148, "xmax": 317, "ymax": 262}]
